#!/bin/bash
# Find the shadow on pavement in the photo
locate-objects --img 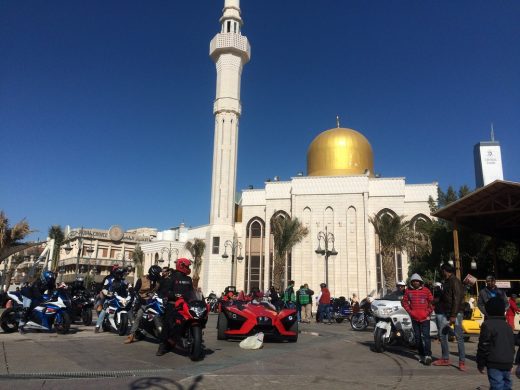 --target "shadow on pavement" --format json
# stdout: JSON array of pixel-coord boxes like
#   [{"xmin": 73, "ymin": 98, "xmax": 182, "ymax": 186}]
[{"xmin": 129, "ymin": 375, "xmax": 203, "ymax": 390}]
